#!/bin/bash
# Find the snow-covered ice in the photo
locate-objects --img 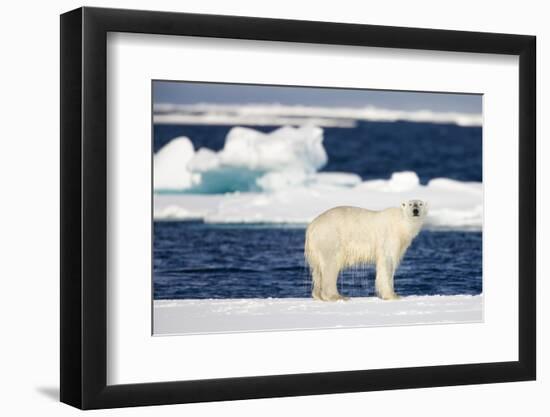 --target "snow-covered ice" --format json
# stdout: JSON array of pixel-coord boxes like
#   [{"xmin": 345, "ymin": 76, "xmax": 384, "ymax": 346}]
[
  {"xmin": 153, "ymin": 295, "xmax": 483, "ymax": 335},
  {"xmin": 154, "ymin": 172, "xmax": 482, "ymax": 229}
]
